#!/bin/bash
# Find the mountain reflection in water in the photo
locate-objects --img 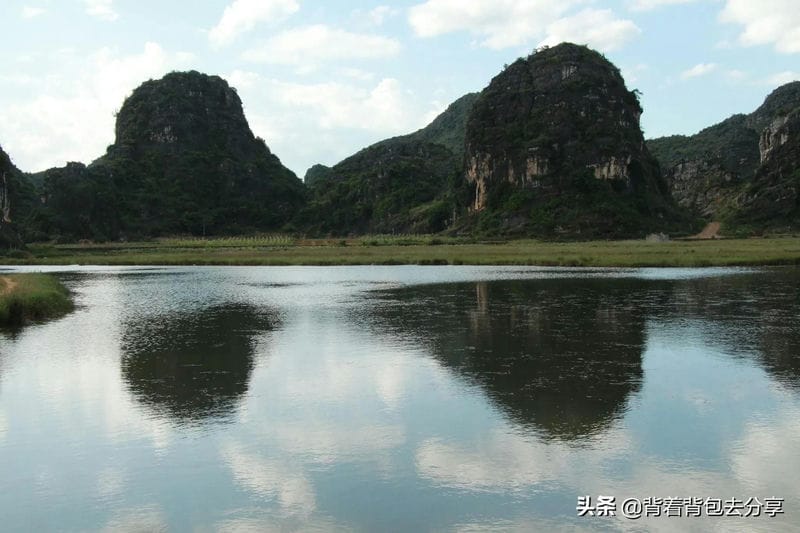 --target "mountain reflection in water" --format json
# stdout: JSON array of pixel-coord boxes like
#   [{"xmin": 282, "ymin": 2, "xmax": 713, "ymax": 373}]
[
  {"xmin": 1, "ymin": 266, "xmax": 798, "ymax": 531},
  {"xmin": 370, "ymin": 278, "xmax": 650, "ymax": 440},
  {"xmin": 121, "ymin": 303, "xmax": 277, "ymax": 424}
]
